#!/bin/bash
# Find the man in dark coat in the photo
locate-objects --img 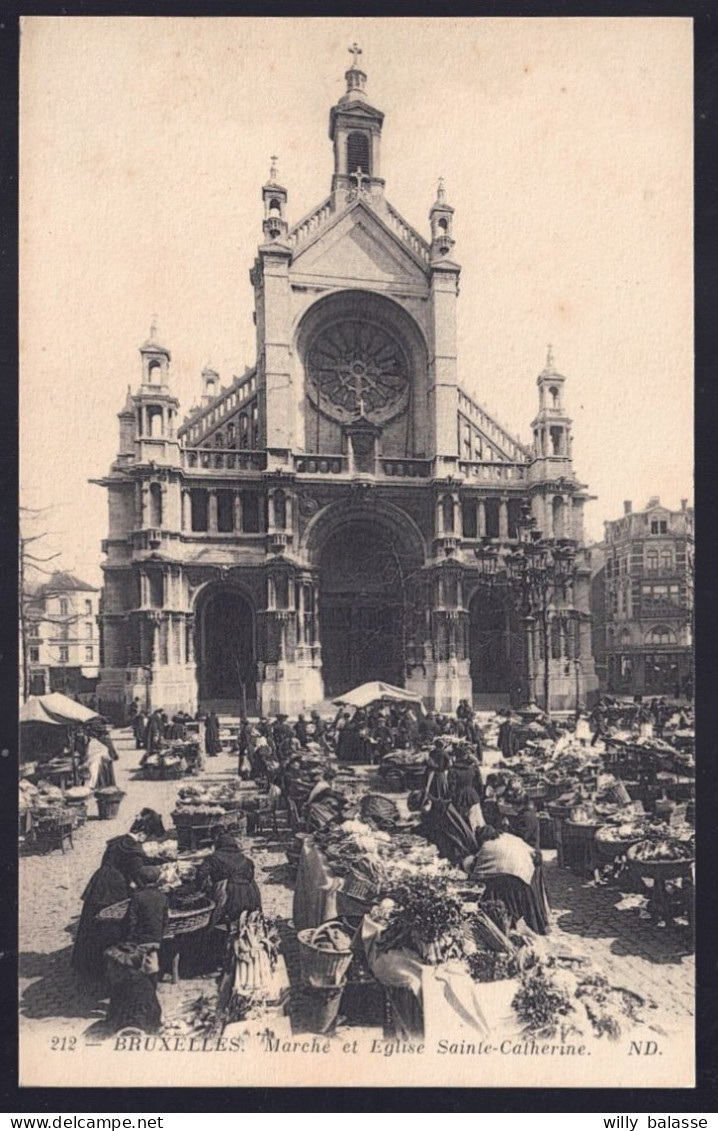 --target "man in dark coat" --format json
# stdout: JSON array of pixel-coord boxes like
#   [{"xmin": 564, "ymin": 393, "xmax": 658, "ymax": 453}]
[
  {"xmin": 125, "ymin": 866, "xmax": 168, "ymax": 958},
  {"xmin": 132, "ymin": 709, "xmax": 148, "ymax": 750},
  {"xmin": 145, "ymin": 709, "xmax": 165, "ymax": 755},
  {"xmin": 204, "ymin": 711, "xmax": 222, "ymax": 757}
]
